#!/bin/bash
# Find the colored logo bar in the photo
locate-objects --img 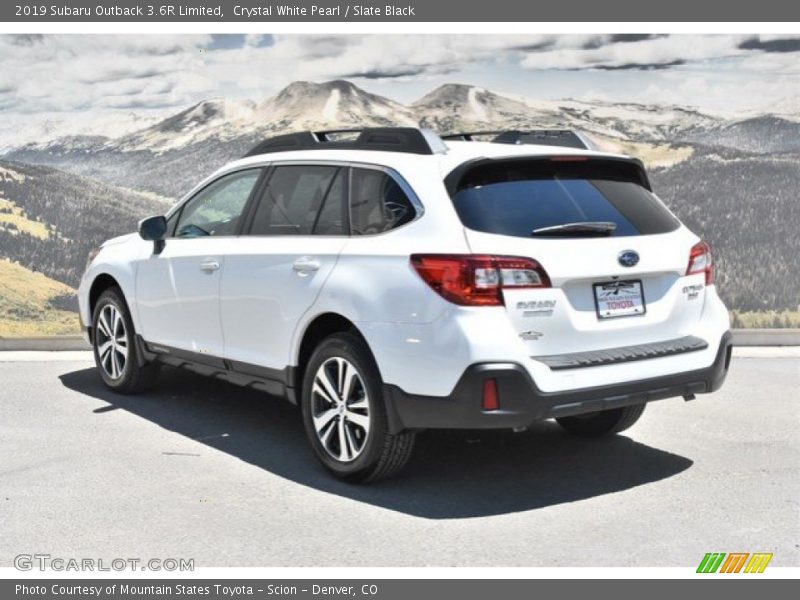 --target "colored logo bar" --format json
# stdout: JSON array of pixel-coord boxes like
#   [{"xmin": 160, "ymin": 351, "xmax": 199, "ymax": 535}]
[{"xmin": 697, "ymin": 553, "xmax": 773, "ymax": 573}]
